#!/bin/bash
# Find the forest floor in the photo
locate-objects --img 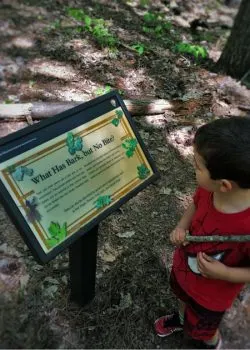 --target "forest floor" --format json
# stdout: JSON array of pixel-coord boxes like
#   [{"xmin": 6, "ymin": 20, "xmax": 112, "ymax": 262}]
[{"xmin": 1, "ymin": 0, "xmax": 250, "ymax": 348}]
